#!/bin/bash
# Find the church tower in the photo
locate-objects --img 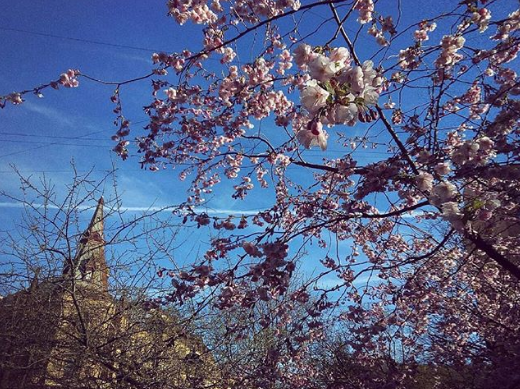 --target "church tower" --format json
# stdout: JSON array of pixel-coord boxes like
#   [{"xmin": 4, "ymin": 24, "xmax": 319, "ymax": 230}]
[
  {"xmin": 0, "ymin": 198, "xmax": 114, "ymax": 388},
  {"xmin": 0, "ymin": 197, "xmax": 219, "ymax": 389},
  {"xmin": 63, "ymin": 197, "xmax": 109, "ymax": 290}
]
